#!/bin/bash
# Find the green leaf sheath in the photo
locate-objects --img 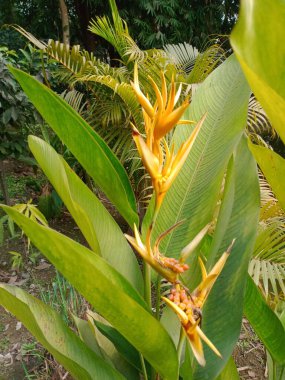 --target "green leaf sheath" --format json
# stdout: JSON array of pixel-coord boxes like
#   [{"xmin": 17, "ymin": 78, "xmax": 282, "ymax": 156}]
[
  {"xmin": 28, "ymin": 136, "xmax": 143, "ymax": 294},
  {"xmin": 244, "ymin": 276, "xmax": 285, "ymax": 365},
  {"xmin": 0, "ymin": 285, "xmax": 124, "ymax": 380},
  {"xmin": 0, "ymin": 206, "xmax": 179, "ymax": 380},
  {"xmin": 193, "ymin": 137, "xmax": 259, "ymax": 380},
  {"xmin": 8, "ymin": 66, "xmax": 138, "ymax": 227},
  {"xmin": 231, "ymin": 0, "xmax": 285, "ymax": 143}
]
